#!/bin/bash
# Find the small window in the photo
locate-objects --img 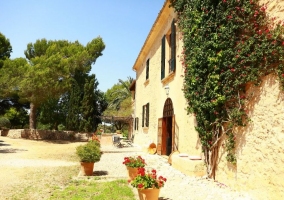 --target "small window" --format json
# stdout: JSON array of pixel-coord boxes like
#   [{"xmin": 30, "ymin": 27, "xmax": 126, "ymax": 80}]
[
  {"xmin": 146, "ymin": 59, "xmax": 150, "ymax": 80},
  {"xmin": 142, "ymin": 103, "xmax": 150, "ymax": 127},
  {"xmin": 134, "ymin": 117, "xmax": 139, "ymax": 130}
]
